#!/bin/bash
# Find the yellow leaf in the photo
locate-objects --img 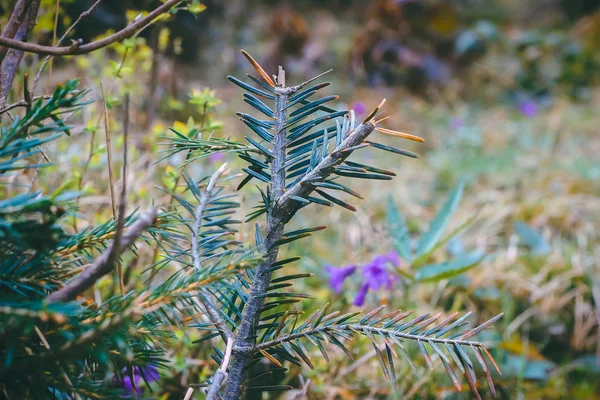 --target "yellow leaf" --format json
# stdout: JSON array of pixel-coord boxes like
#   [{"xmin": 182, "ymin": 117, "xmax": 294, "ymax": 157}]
[{"xmin": 173, "ymin": 121, "xmax": 189, "ymax": 135}]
